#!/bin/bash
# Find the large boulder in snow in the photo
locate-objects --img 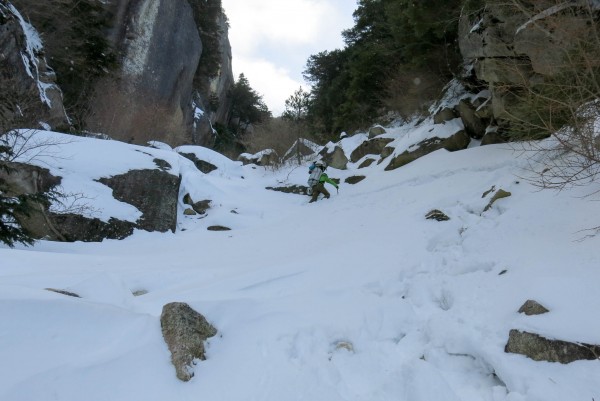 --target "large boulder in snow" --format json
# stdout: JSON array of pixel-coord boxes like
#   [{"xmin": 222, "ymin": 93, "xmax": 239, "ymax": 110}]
[
  {"xmin": 385, "ymin": 130, "xmax": 470, "ymax": 171},
  {"xmin": 161, "ymin": 302, "xmax": 217, "ymax": 381},
  {"xmin": 456, "ymin": 99, "xmax": 488, "ymax": 139},
  {"xmin": 350, "ymin": 138, "xmax": 394, "ymax": 163},
  {"xmin": 238, "ymin": 149, "xmax": 279, "ymax": 166},
  {"xmin": 505, "ymin": 330, "xmax": 600, "ymax": 364},
  {"xmin": 98, "ymin": 164, "xmax": 180, "ymax": 233},
  {"xmin": 178, "ymin": 152, "xmax": 217, "ymax": 174},
  {"xmin": 368, "ymin": 125, "xmax": 386, "ymax": 138},
  {"xmin": 0, "ymin": 161, "xmax": 136, "ymax": 241},
  {"xmin": 320, "ymin": 145, "xmax": 348, "ymax": 170},
  {"xmin": 283, "ymin": 139, "xmax": 317, "ymax": 162}
]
